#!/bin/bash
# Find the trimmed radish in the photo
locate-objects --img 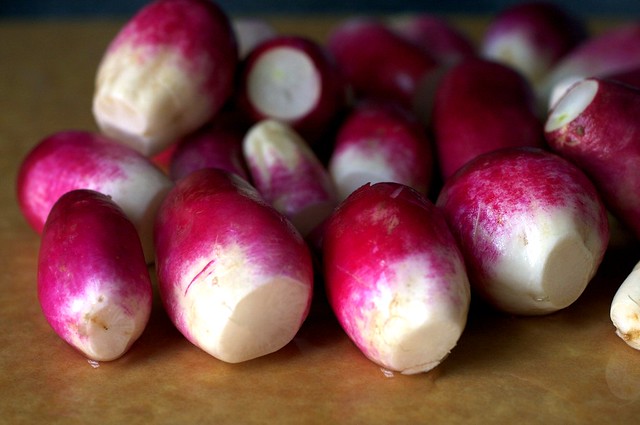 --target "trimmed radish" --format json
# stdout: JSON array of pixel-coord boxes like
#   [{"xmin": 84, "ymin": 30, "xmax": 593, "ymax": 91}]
[
  {"xmin": 38, "ymin": 189, "xmax": 153, "ymax": 361},
  {"xmin": 16, "ymin": 130, "xmax": 173, "ymax": 263},
  {"xmin": 322, "ymin": 182, "xmax": 470, "ymax": 374},
  {"xmin": 232, "ymin": 17, "xmax": 277, "ymax": 59},
  {"xmin": 242, "ymin": 119, "xmax": 338, "ymax": 237},
  {"xmin": 611, "ymin": 260, "xmax": 640, "ymax": 350},
  {"xmin": 154, "ymin": 168, "xmax": 314, "ymax": 363},
  {"xmin": 436, "ymin": 147, "xmax": 609, "ymax": 315},
  {"xmin": 93, "ymin": 0, "xmax": 238, "ymax": 156}
]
